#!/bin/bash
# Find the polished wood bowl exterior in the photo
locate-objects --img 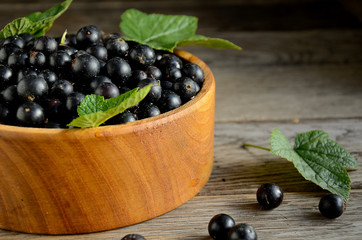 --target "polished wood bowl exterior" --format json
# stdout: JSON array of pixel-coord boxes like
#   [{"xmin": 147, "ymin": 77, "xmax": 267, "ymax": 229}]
[{"xmin": 0, "ymin": 50, "xmax": 215, "ymax": 234}]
